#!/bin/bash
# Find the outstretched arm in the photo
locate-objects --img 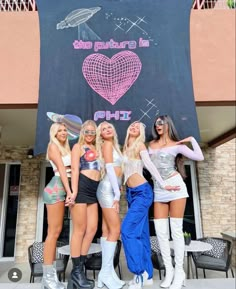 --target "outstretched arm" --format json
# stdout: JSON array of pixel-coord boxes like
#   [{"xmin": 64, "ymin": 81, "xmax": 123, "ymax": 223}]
[{"xmin": 177, "ymin": 137, "xmax": 204, "ymax": 161}]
